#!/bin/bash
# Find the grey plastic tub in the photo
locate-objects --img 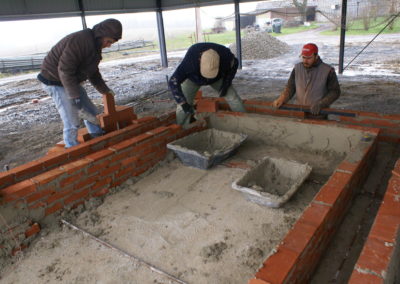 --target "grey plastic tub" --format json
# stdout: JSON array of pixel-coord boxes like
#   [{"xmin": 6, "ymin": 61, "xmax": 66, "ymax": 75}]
[
  {"xmin": 232, "ymin": 156, "xmax": 312, "ymax": 208},
  {"xmin": 167, "ymin": 128, "xmax": 247, "ymax": 169}
]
